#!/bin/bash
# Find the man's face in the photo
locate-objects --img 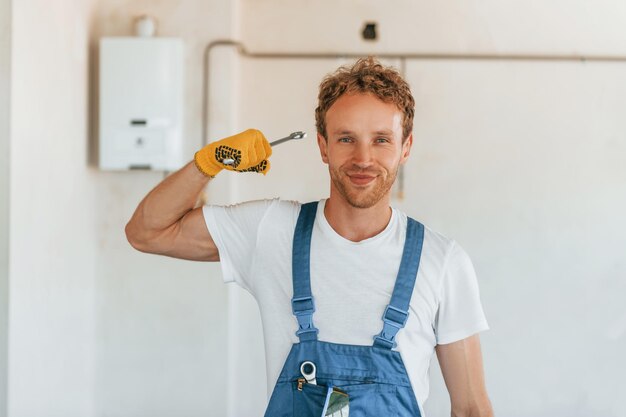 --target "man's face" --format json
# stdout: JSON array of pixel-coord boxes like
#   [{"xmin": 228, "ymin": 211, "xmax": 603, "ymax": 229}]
[{"xmin": 318, "ymin": 92, "xmax": 412, "ymax": 209}]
